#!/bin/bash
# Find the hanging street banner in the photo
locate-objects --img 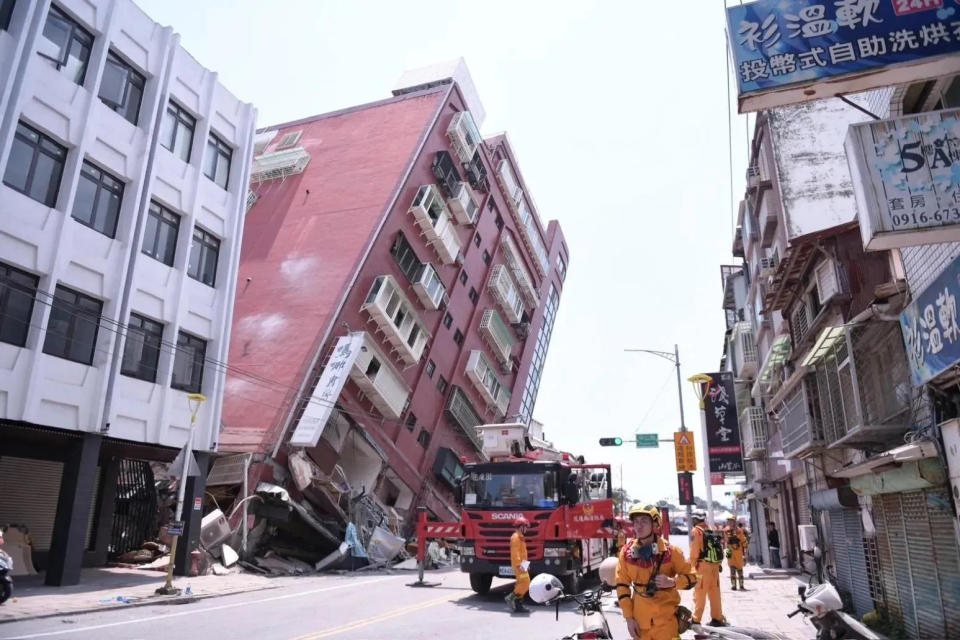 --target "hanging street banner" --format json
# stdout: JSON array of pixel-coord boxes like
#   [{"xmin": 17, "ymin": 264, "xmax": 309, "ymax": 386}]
[
  {"xmin": 900, "ymin": 255, "xmax": 960, "ymax": 385},
  {"xmin": 727, "ymin": 0, "xmax": 960, "ymax": 112},
  {"xmin": 701, "ymin": 372, "xmax": 745, "ymax": 474},
  {"xmin": 289, "ymin": 333, "xmax": 364, "ymax": 447},
  {"xmin": 677, "ymin": 472, "xmax": 695, "ymax": 506},
  {"xmin": 847, "ymin": 107, "xmax": 960, "ymax": 251}
]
